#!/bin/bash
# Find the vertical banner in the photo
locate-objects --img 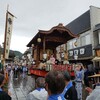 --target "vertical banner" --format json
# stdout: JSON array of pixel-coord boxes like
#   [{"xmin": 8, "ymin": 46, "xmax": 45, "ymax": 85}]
[{"xmin": 4, "ymin": 11, "xmax": 14, "ymax": 59}]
